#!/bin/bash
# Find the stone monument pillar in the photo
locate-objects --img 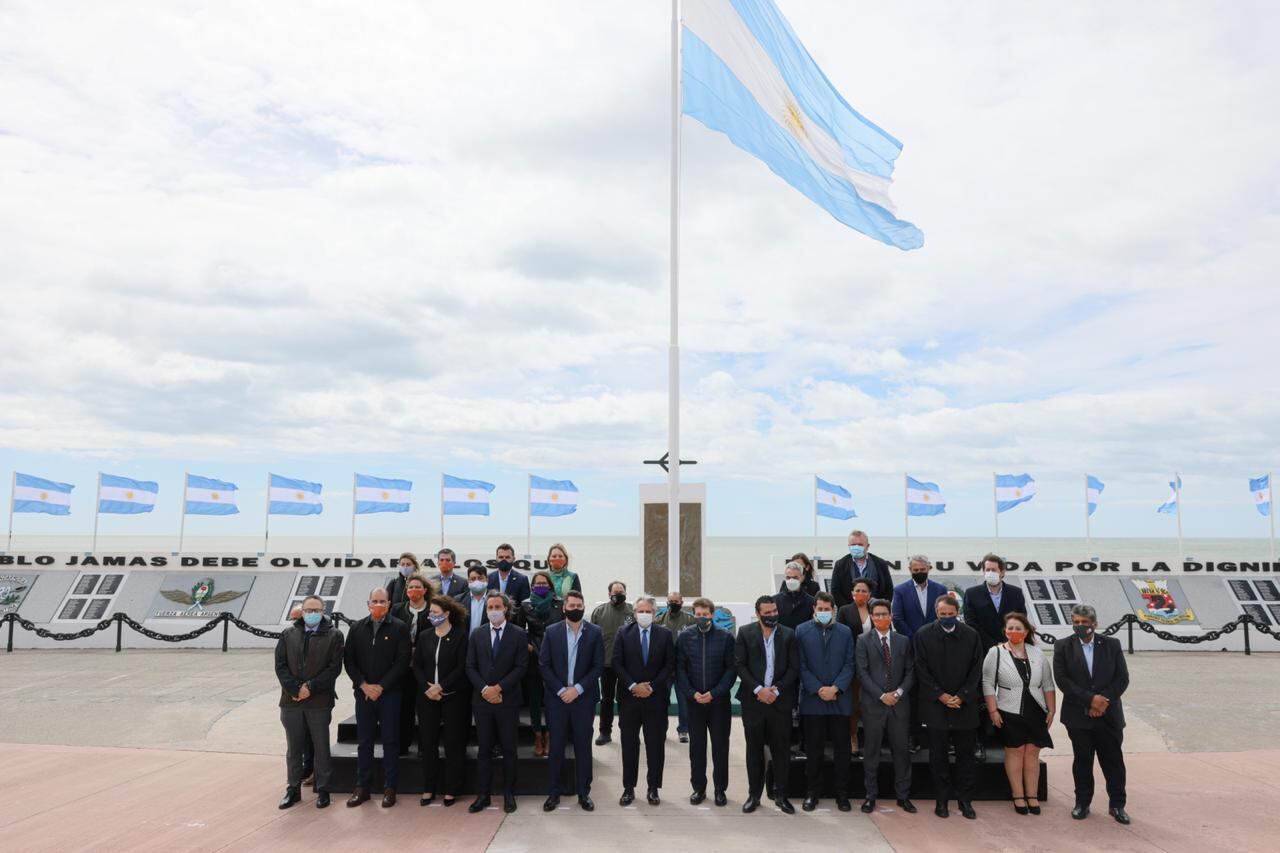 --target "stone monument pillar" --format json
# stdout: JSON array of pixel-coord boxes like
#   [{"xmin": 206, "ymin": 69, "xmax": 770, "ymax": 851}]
[{"xmin": 639, "ymin": 483, "xmax": 705, "ymax": 596}]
